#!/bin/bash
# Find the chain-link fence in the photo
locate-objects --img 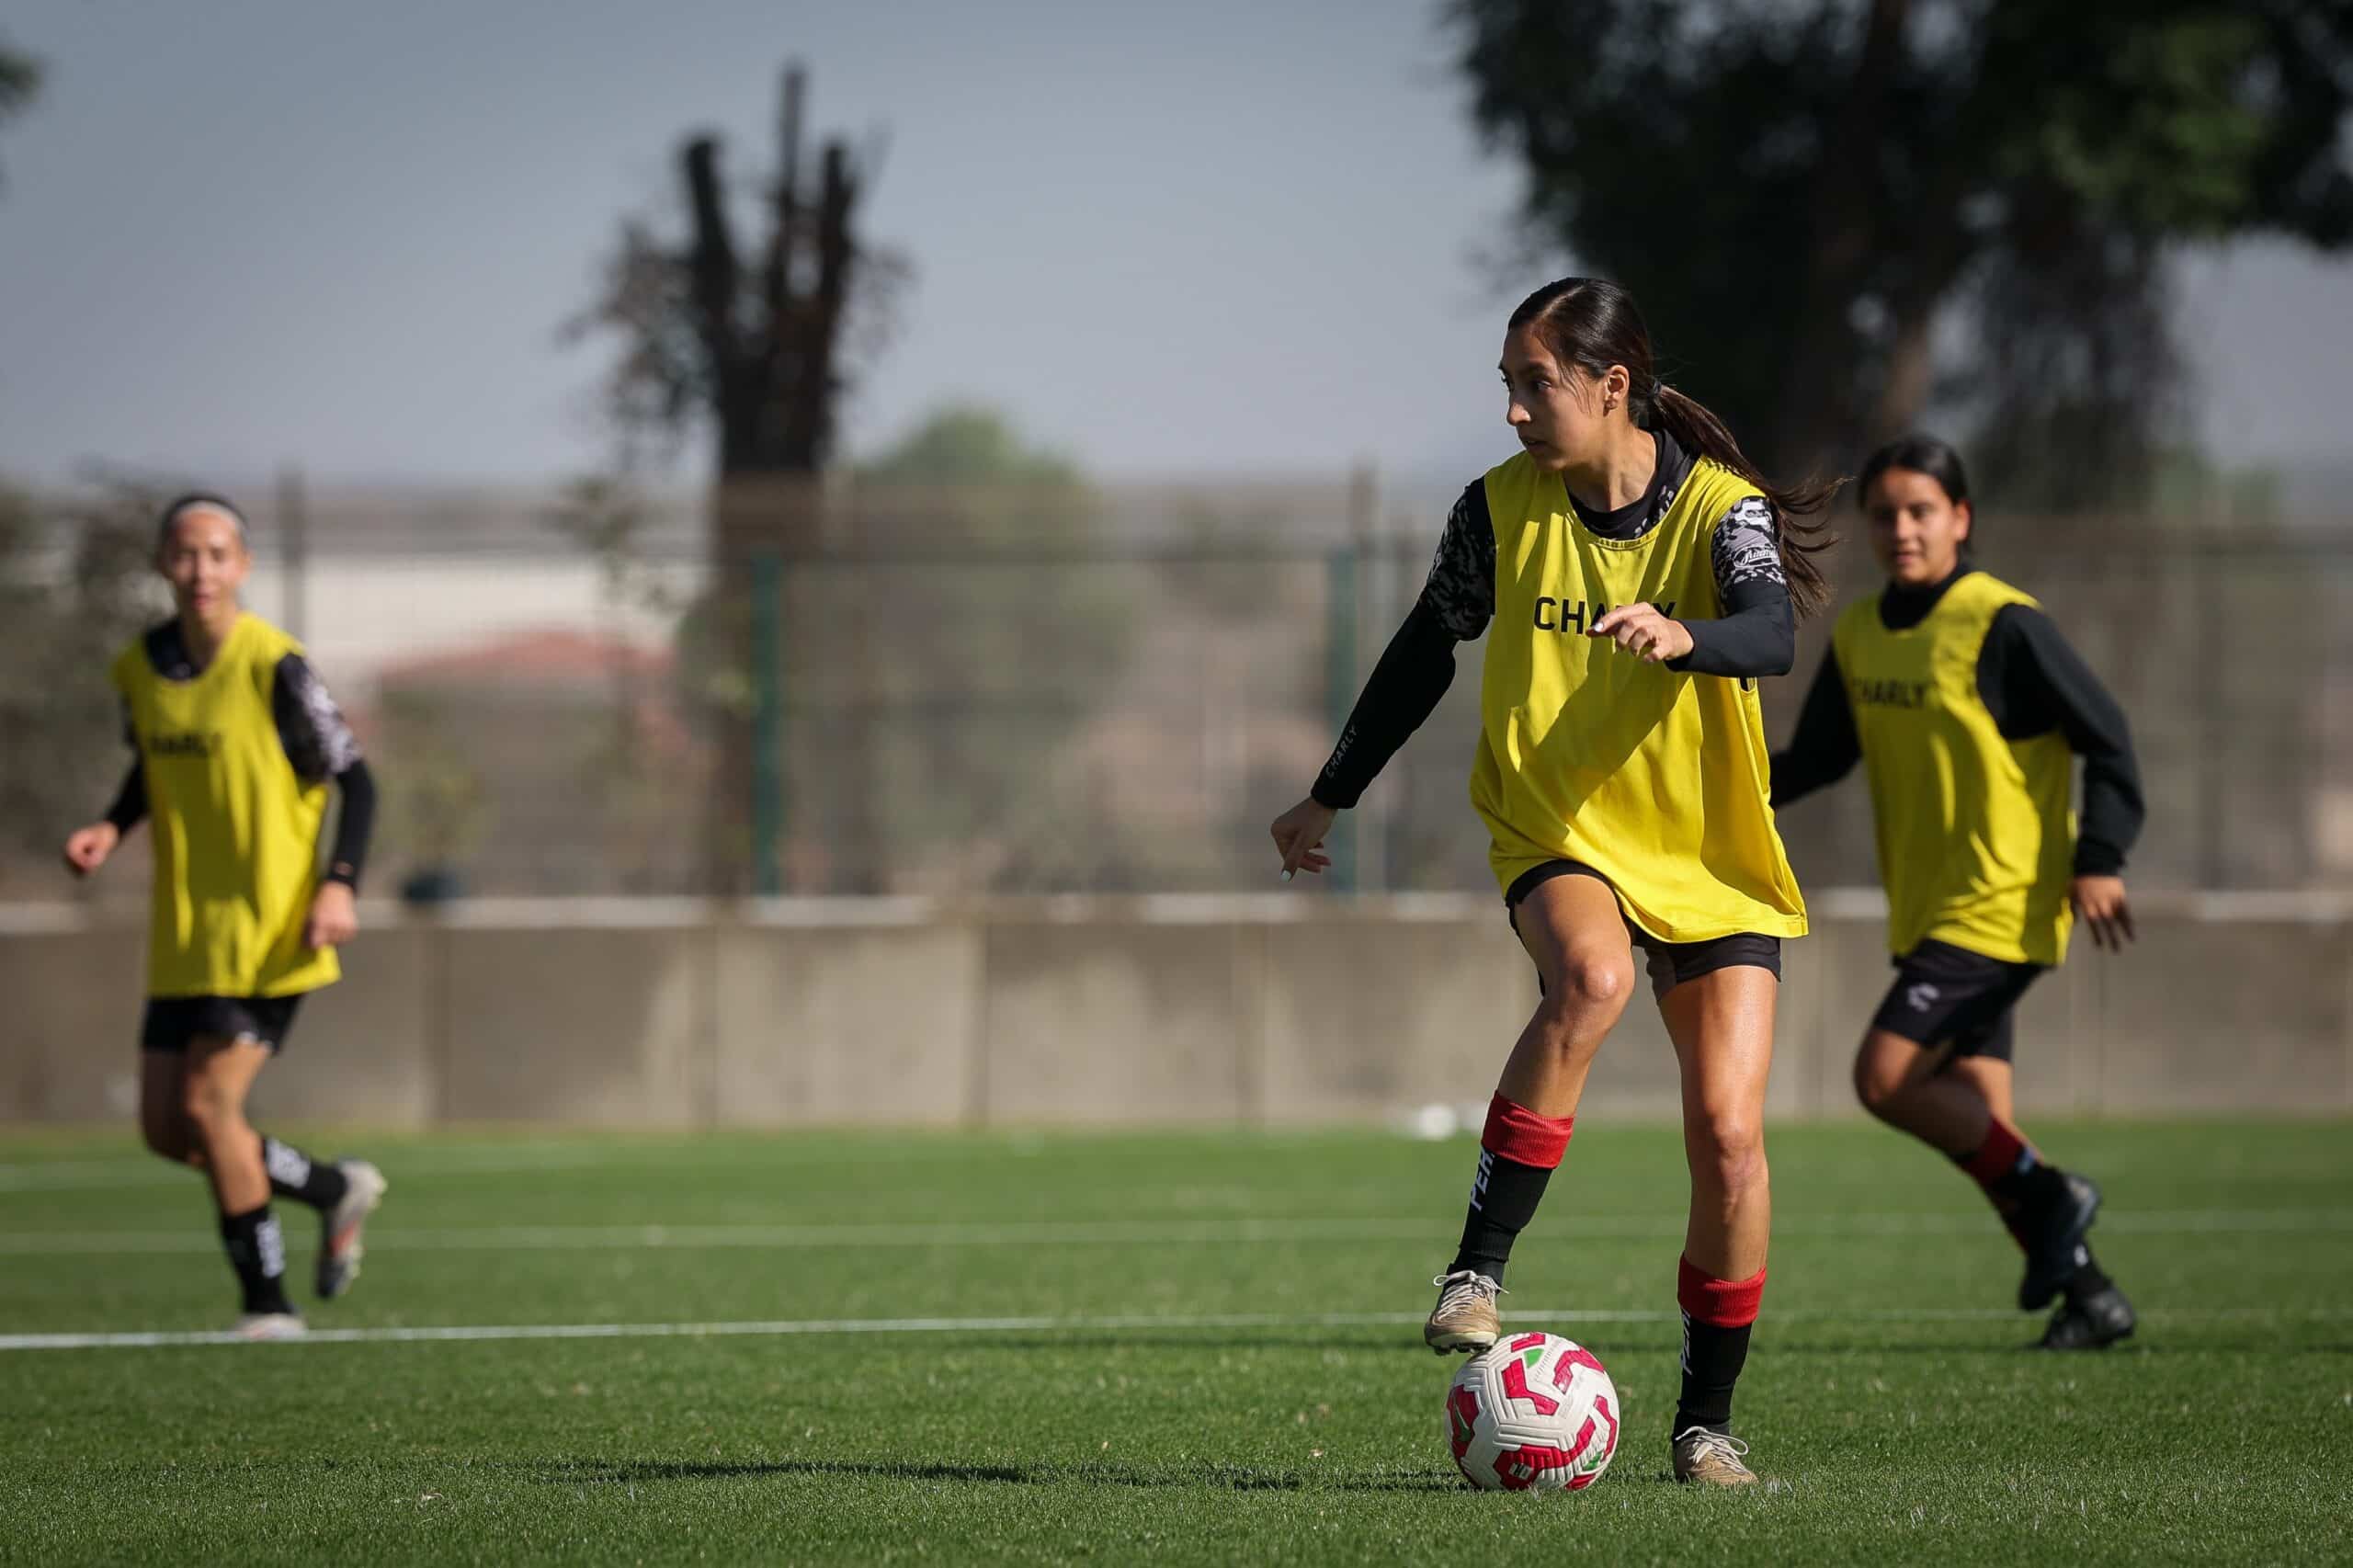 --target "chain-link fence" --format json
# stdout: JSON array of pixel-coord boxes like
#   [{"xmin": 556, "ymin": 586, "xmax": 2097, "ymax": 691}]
[{"xmin": 5, "ymin": 472, "xmax": 2347, "ymax": 901}]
